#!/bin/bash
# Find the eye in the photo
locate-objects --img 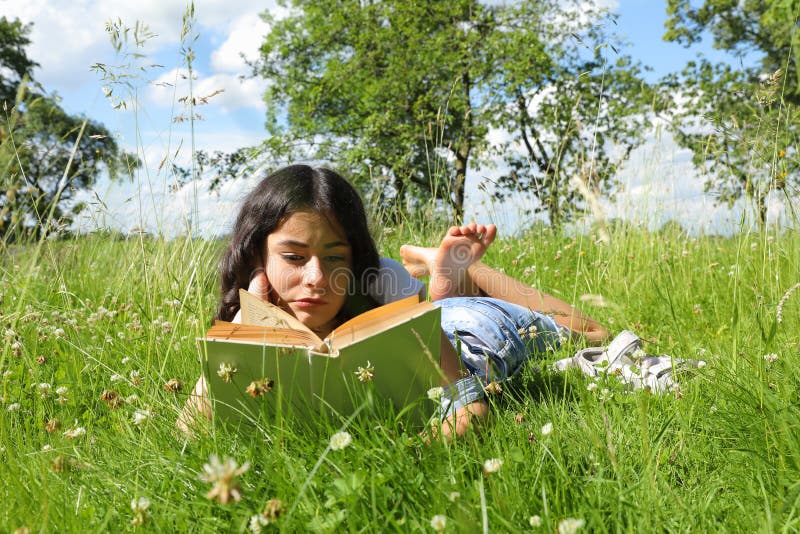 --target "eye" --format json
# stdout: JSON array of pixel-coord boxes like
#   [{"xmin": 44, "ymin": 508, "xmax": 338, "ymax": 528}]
[
  {"xmin": 325, "ymin": 255, "xmax": 347, "ymax": 263},
  {"xmin": 281, "ymin": 254, "xmax": 304, "ymax": 262}
]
